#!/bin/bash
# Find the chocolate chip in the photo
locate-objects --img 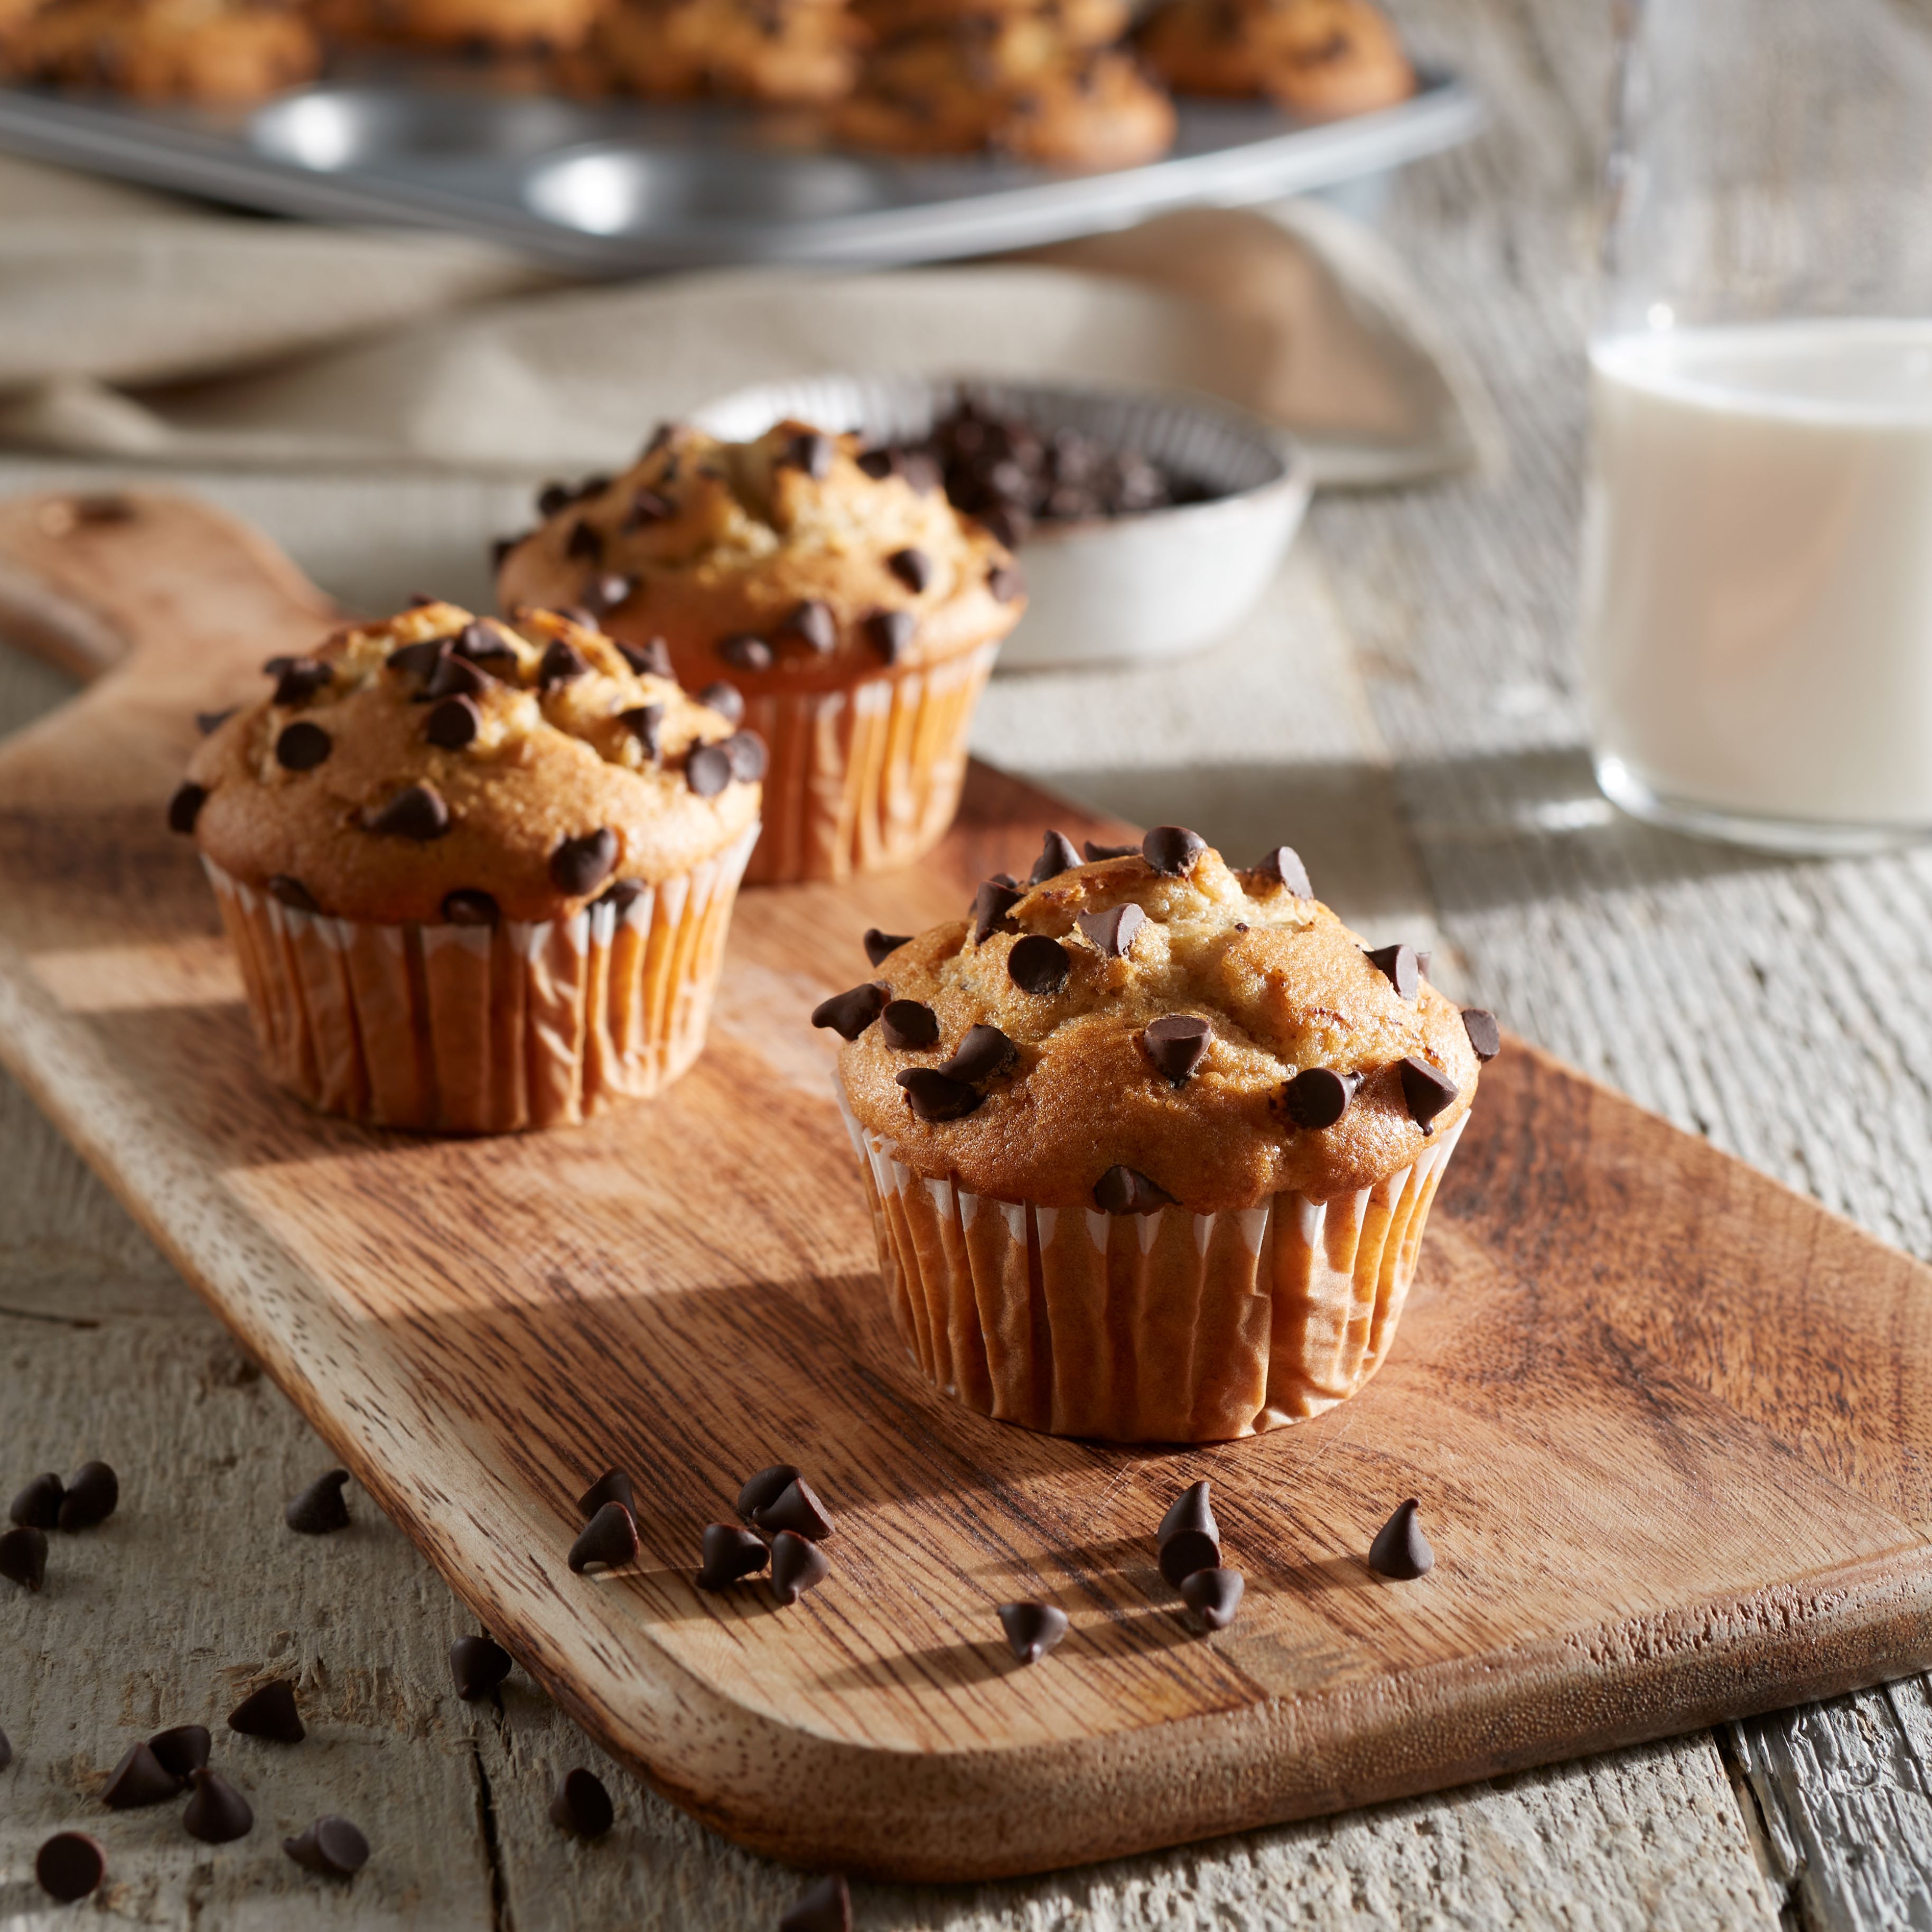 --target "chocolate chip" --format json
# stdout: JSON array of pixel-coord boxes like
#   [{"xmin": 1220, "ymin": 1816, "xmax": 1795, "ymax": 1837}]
[
  {"xmin": 539, "ymin": 638, "xmax": 590, "ymax": 688},
  {"xmin": 268, "ymin": 875, "xmax": 318, "ymax": 914},
  {"xmin": 887, "ymin": 547, "xmax": 932, "ymax": 593},
  {"xmin": 184, "ymin": 1769, "xmax": 254, "ymax": 1843},
  {"xmin": 283, "ymin": 1815, "xmax": 369, "ymax": 1876},
  {"xmin": 1075, "ymin": 902, "xmax": 1145, "ymax": 958},
  {"xmin": 195, "ymin": 706, "xmax": 236, "ymax": 736},
  {"xmin": 769, "ymin": 1529, "xmax": 830, "ymax": 1606},
  {"xmin": 441, "ymin": 889, "xmax": 498, "ymax": 927},
  {"xmin": 996, "ymin": 1602, "xmax": 1068, "ymax": 1664},
  {"xmin": 565, "ymin": 519, "xmax": 603, "ymax": 562},
  {"xmin": 1399, "ymin": 1057, "xmax": 1459, "ymax": 1131},
  {"xmin": 0, "ymin": 1729, "xmax": 11, "ymax": 1769},
  {"xmin": 275, "ymin": 721, "xmax": 331, "ymax": 771},
  {"xmin": 1143, "ymin": 1013, "xmax": 1210, "ymax": 1086},
  {"xmin": 449, "ymin": 1635, "xmax": 512, "ymax": 1702},
  {"xmin": 1157, "ymin": 1480, "xmax": 1217, "ymax": 1548},
  {"xmin": 104, "ymin": 1741, "xmax": 181, "ymax": 1809},
  {"xmin": 686, "ymin": 743, "xmax": 732, "ymax": 797},
  {"xmin": 1462, "ymin": 1008, "xmax": 1501, "ymax": 1062},
  {"xmin": 1142, "ymin": 825, "xmax": 1206, "ymax": 875},
  {"xmin": 577, "ymin": 1468, "xmax": 635, "ymax": 1518},
  {"xmin": 717, "ymin": 633, "xmax": 773, "ymax": 673},
  {"xmin": 698, "ymin": 680, "xmax": 744, "ymax": 724},
  {"xmin": 2, "ymin": 1526, "xmax": 46, "ymax": 1590},
  {"xmin": 988, "ymin": 564, "xmax": 1024, "ymax": 604},
  {"xmin": 780, "ymin": 599, "xmax": 836, "ymax": 653},
  {"xmin": 590, "ymin": 573, "xmax": 636, "ymax": 613},
  {"xmin": 780, "ymin": 1873, "xmax": 852, "ymax": 1932},
  {"xmin": 1030, "ymin": 829, "xmax": 1081, "ymax": 884},
  {"xmin": 895, "ymin": 1068, "xmax": 983, "ymax": 1121},
  {"xmin": 568, "ymin": 1500, "xmax": 639, "ymax": 1573},
  {"xmin": 881, "ymin": 1000, "xmax": 939, "ymax": 1050},
  {"xmin": 549, "ymin": 1768, "xmax": 613, "ymax": 1837},
  {"xmin": 609, "ymin": 706, "xmax": 660, "ymax": 764},
  {"xmin": 988, "ymin": 870, "xmax": 1020, "ymax": 889},
  {"xmin": 783, "ymin": 430, "xmax": 835, "ymax": 479},
  {"xmin": 971, "ymin": 880, "xmax": 1022, "ymax": 942},
  {"xmin": 1368, "ymin": 1498, "xmax": 1434, "ymax": 1579},
  {"xmin": 11, "ymin": 1473, "xmax": 62, "ymax": 1528},
  {"xmin": 617, "ymin": 638, "xmax": 675, "ymax": 680},
  {"xmin": 537, "ymin": 482, "xmax": 573, "ymax": 516},
  {"xmin": 696, "ymin": 1522, "xmax": 769, "ymax": 1590},
  {"xmin": 624, "ymin": 488, "xmax": 674, "ymax": 531},
  {"xmin": 1250, "ymin": 845, "xmax": 1312, "ymax": 897},
  {"xmin": 1282, "ymin": 1066, "xmax": 1361, "ymax": 1130},
  {"xmin": 426, "ymin": 695, "xmax": 481, "ymax": 749},
  {"xmin": 1007, "ymin": 934, "xmax": 1070, "ymax": 996},
  {"xmin": 284, "ymin": 1468, "xmax": 350, "ymax": 1535},
  {"xmin": 724, "ymin": 730, "xmax": 767, "ymax": 782},
  {"xmin": 550, "ymin": 828, "xmax": 619, "ymax": 897},
  {"xmin": 1158, "ymin": 1529, "xmax": 1221, "ymax": 1589},
  {"xmin": 365, "ymin": 783, "xmax": 451, "ymax": 842},
  {"xmin": 36, "ymin": 1832, "xmax": 105, "ymax": 1901},
  {"xmin": 1365, "ymin": 943, "xmax": 1418, "ymax": 1001},
  {"xmin": 1092, "ymin": 1165, "xmax": 1174, "ymax": 1215},
  {"xmin": 228, "ymin": 1679, "xmax": 303, "ymax": 1743},
  {"xmin": 811, "ymin": 981, "xmax": 887, "ymax": 1039},
  {"xmin": 863, "ymin": 928, "xmax": 911, "ymax": 967},
  {"xmin": 752, "ymin": 1478, "xmax": 834, "ymax": 1541},
  {"xmin": 147, "ymin": 1725, "xmax": 210, "ymax": 1779},
  {"xmin": 1181, "ymin": 1567, "xmax": 1245, "ymax": 1630},
  {"xmin": 865, "ymin": 610, "xmax": 915, "ymax": 662},
  {"xmin": 272, "ymin": 657, "xmax": 331, "ymax": 706},
  {"xmin": 1082, "ymin": 840, "xmax": 1138, "ymax": 861},
  {"xmin": 735, "ymin": 1464, "xmax": 800, "ymax": 1520},
  {"xmin": 937, "ymin": 1023, "xmax": 1016, "ymax": 1085},
  {"xmin": 426, "ymin": 651, "xmax": 491, "ymax": 702},
  {"xmin": 388, "ymin": 638, "xmax": 445, "ymax": 680},
  {"xmin": 58, "ymin": 1461, "xmax": 116, "ymax": 1530}
]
